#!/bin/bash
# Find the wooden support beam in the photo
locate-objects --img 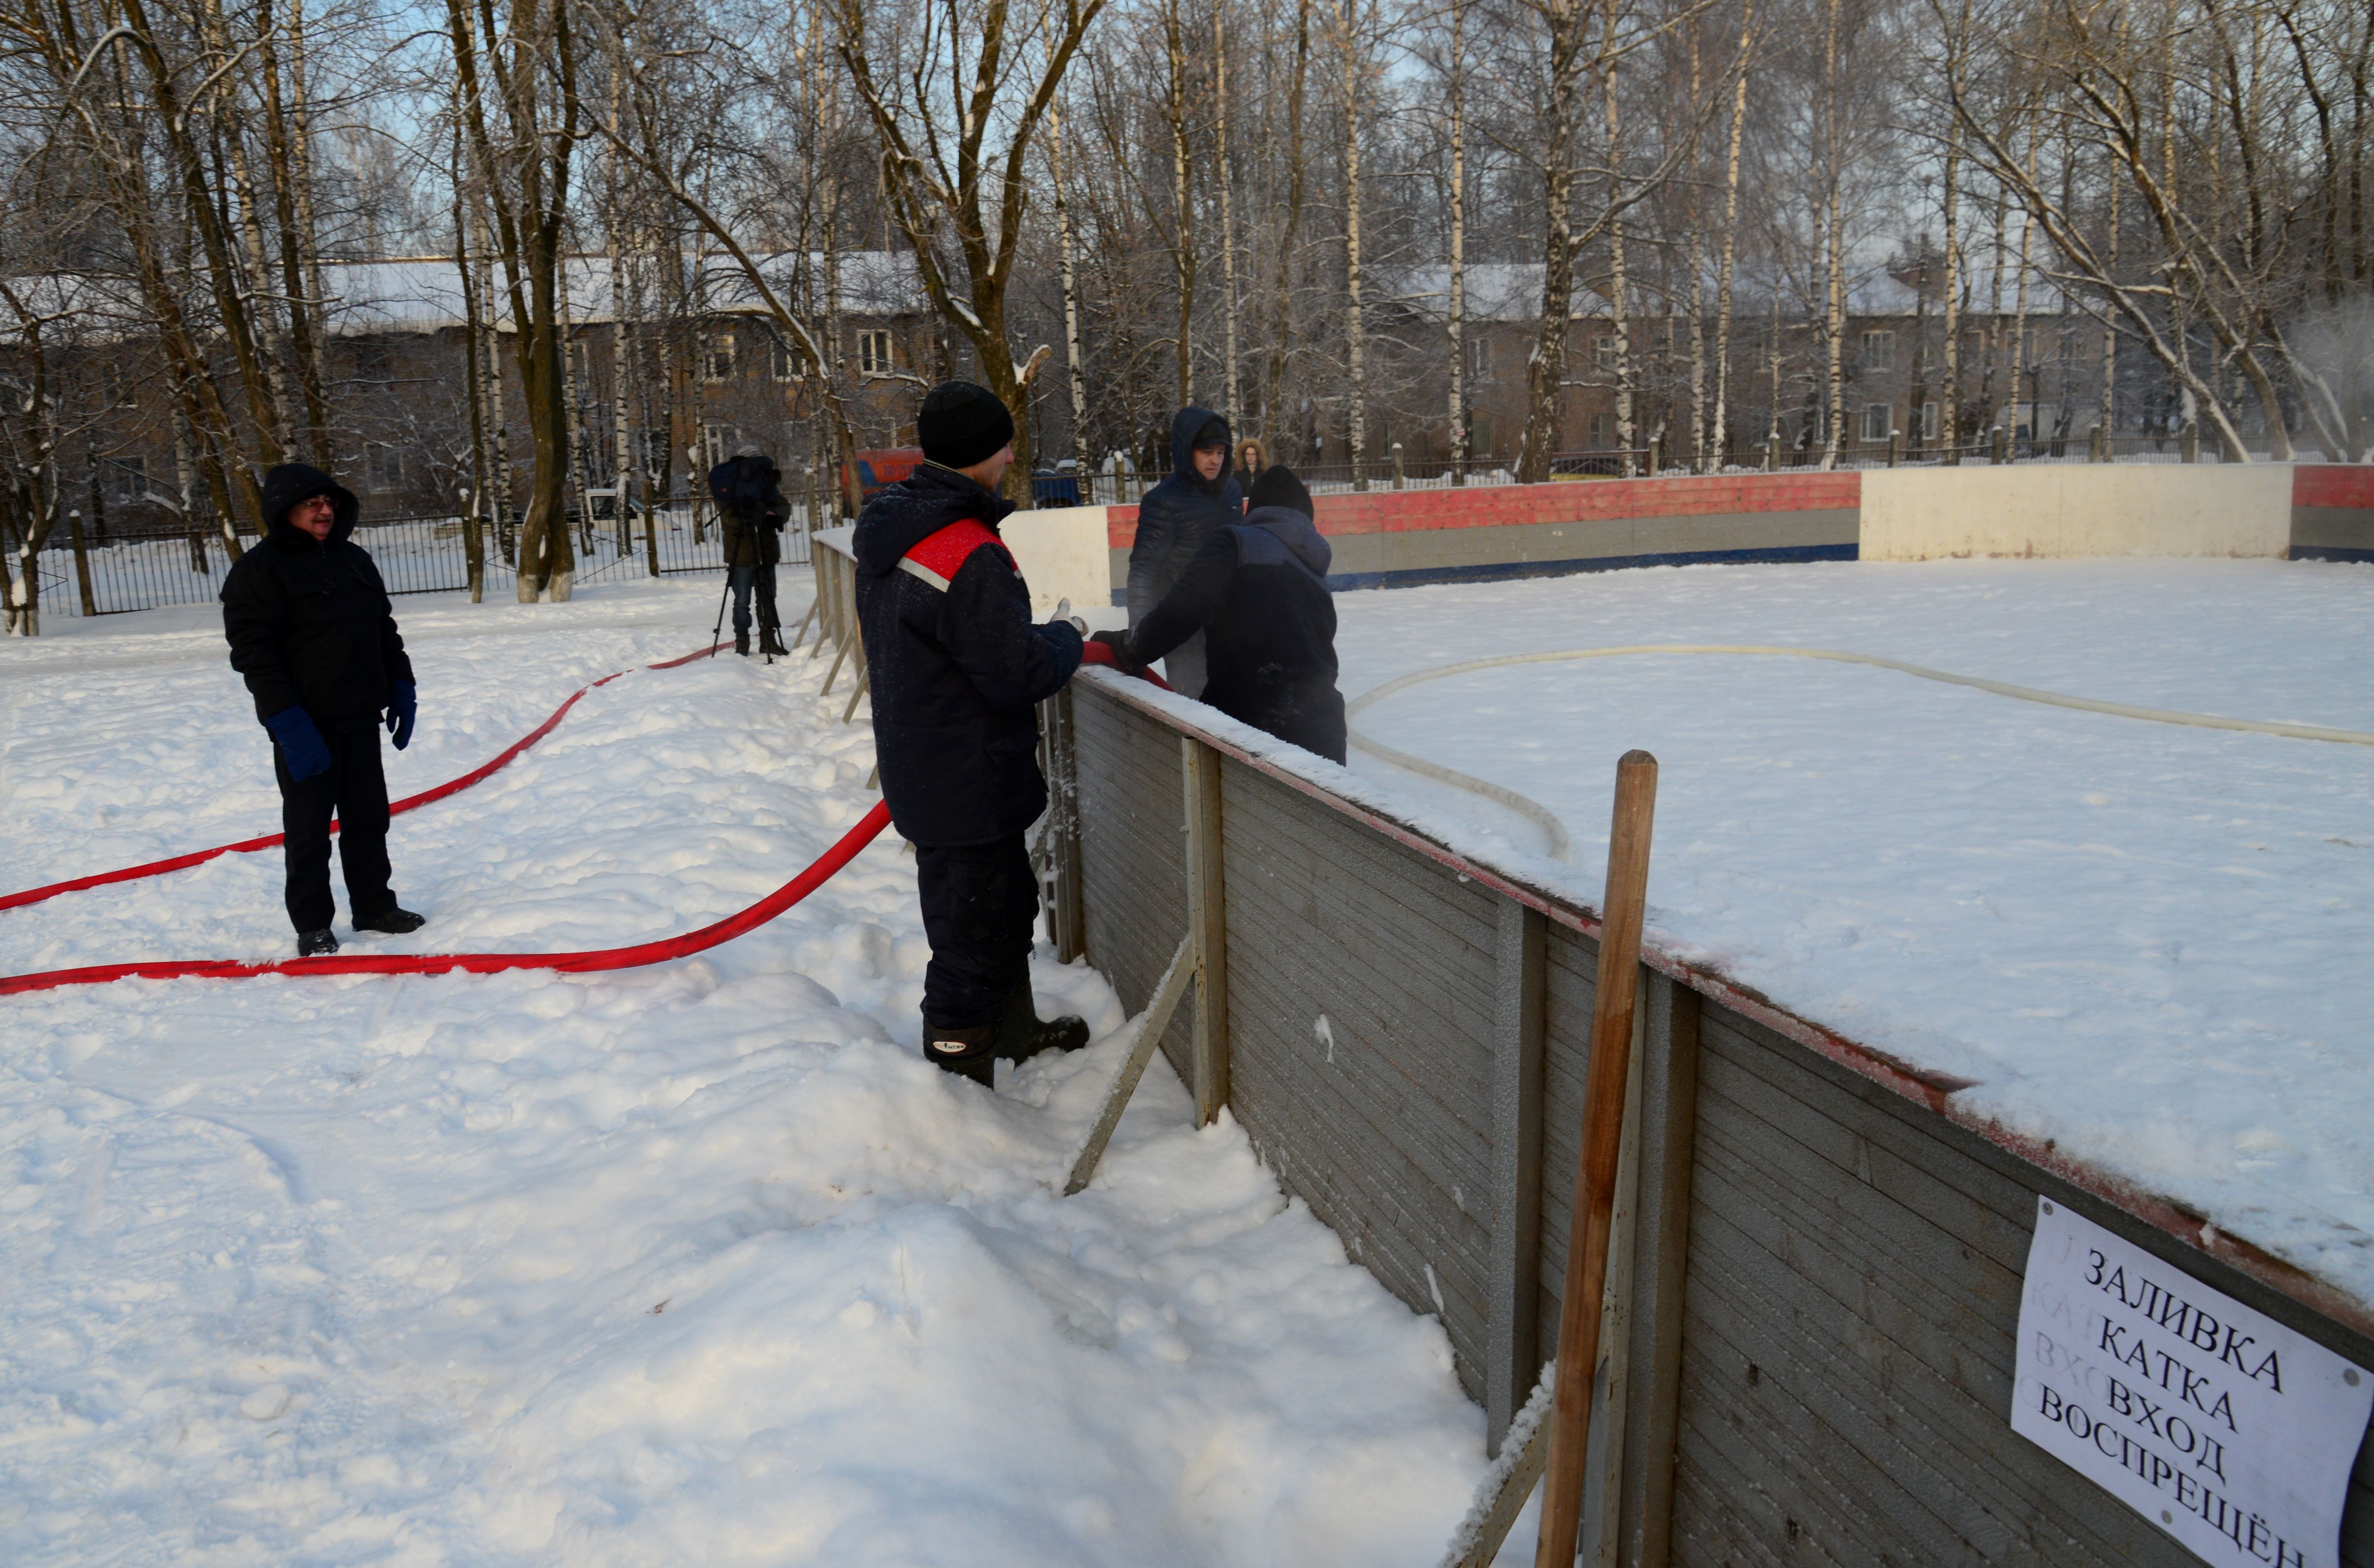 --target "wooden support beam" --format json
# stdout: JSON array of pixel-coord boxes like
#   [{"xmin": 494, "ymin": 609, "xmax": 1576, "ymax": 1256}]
[
  {"xmin": 1183, "ymin": 736, "xmax": 1230, "ymax": 1124},
  {"xmin": 1580, "ymin": 1002, "xmax": 1647, "ymax": 1568},
  {"xmin": 1063, "ymin": 934, "xmax": 1197, "ymax": 1195},
  {"xmin": 1487, "ymin": 897, "xmax": 1548, "ymax": 1454},
  {"xmin": 1612, "ymin": 970, "xmax": 1701, "ymax": 1568}
]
